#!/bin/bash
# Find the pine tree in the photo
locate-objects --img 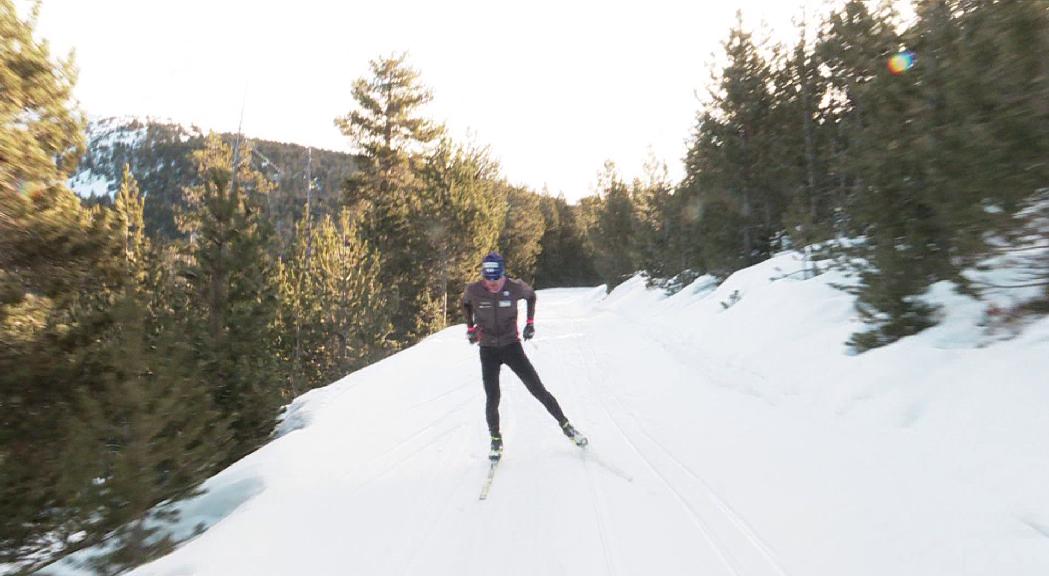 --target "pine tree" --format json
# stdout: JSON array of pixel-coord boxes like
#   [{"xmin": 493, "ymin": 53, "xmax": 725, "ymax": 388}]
[
  {"xmin": 277, "ymin": 208, "xmax": 392, "ymax": 394},
  {"xmin": 335, "ymin": 53, "xmax": 444, "ymax": 342},
  {"xmin": 113, "ymin": 165, "xmax": 148, "ymax": 279},
  {"xmin": 497, "ymin": 184, "xmax": 546, "ymax": 284},
  {"xmin": 0, "ymin": 1, "xmax": 84, "ymax": 197},
  {"xmin": 814, "ymin": 1, "xmax": 947, "ymax": 351},
  {"xmin": 632, "ymin": 154, "xmax": 676, "ymax": 285},
  {"xmin": 661, "ymin": 178, "xmax": 705, "ymax": 281},
  {"xmin": 77, "ymin": 168, "xmax": 226, "ymax": 572},
  {"xmin": 574, "ymin": 194, "xmax": 605, "ymax": 283},
  {"xmin": 590, "ymin": 162, "xmax": 639, "ymax": 289},
  {"xmin": 534, "ymin": 194, "xmax": 599, "ymax": 288},
  {"xmin": 918, "ymin": 0, "xmax": 1049, "ymax": 270},
  {"xmin": 681, "ymin": 13, "xmax": 780, "ymax": 279},
  {"xmin": 178, "ymin": 134, "xmax": 282, "ymax": 458},
  {"xmin": 419, "ymin": 139, "xmax": 506, "ymax": 325},
  {"xmin": 0, "ymin": 0, "xmax": 94, "ymax": 562},
  {"xmin": 775, "ymin": 21, "xmax": 834, "ymax": 260}
]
